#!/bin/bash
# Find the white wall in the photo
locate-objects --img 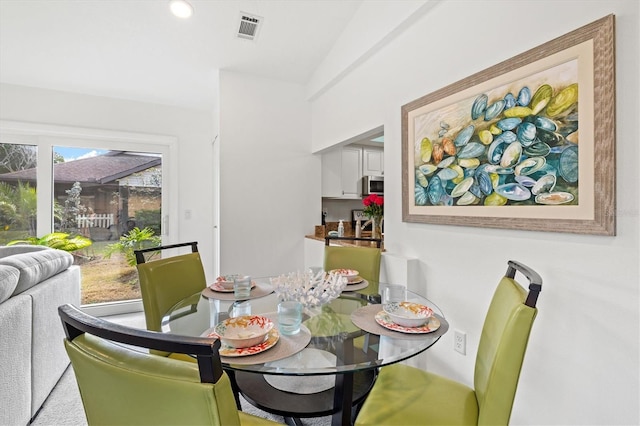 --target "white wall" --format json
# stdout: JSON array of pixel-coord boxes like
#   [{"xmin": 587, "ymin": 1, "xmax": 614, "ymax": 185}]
[
  {"xmin": 217, "ymin": 70, "xmax": 320, "ymax": 277},
  {"xmin": 0, "ymin": 74, "xmax": 323, "ymax": 283},
  {"xmin": 0, "ymin": 83, "xmax": 217, "ymax": 279},
  {"xmin": 310, "ymin": 1, "xmax": 639, "ymax": 425}
]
